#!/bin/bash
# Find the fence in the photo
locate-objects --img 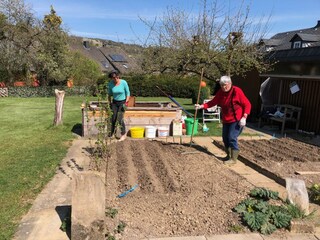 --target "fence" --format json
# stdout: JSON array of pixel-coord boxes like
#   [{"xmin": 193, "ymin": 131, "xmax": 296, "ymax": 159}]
[{"xmin": 0, "ymin": 88, "xmax": 8, "ymax": 97}]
